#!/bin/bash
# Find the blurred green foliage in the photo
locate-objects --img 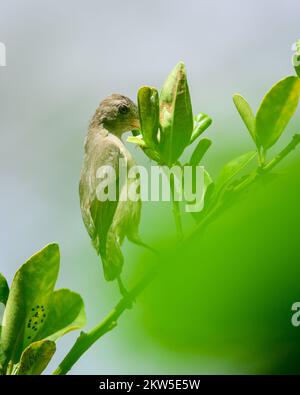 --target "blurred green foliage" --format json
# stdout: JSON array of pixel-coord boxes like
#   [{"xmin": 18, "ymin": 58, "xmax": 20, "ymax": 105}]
[{"xmin": 138, "ymin": 158, "xmax": 300, "ymax": 373}]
